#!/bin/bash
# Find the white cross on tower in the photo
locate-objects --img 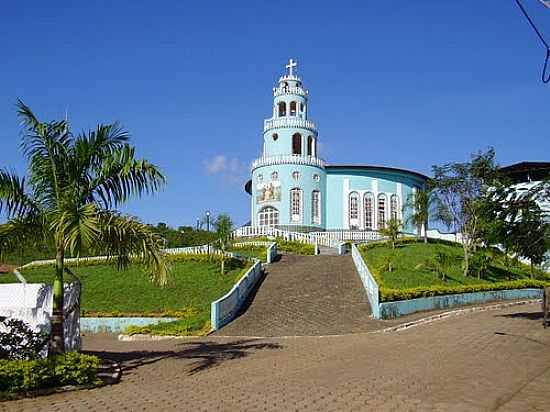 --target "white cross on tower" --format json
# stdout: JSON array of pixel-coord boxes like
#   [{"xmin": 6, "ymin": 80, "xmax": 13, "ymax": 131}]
[{"xmin": 286, "ymin": 58, "xmax": 297, "ymax": 76}]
